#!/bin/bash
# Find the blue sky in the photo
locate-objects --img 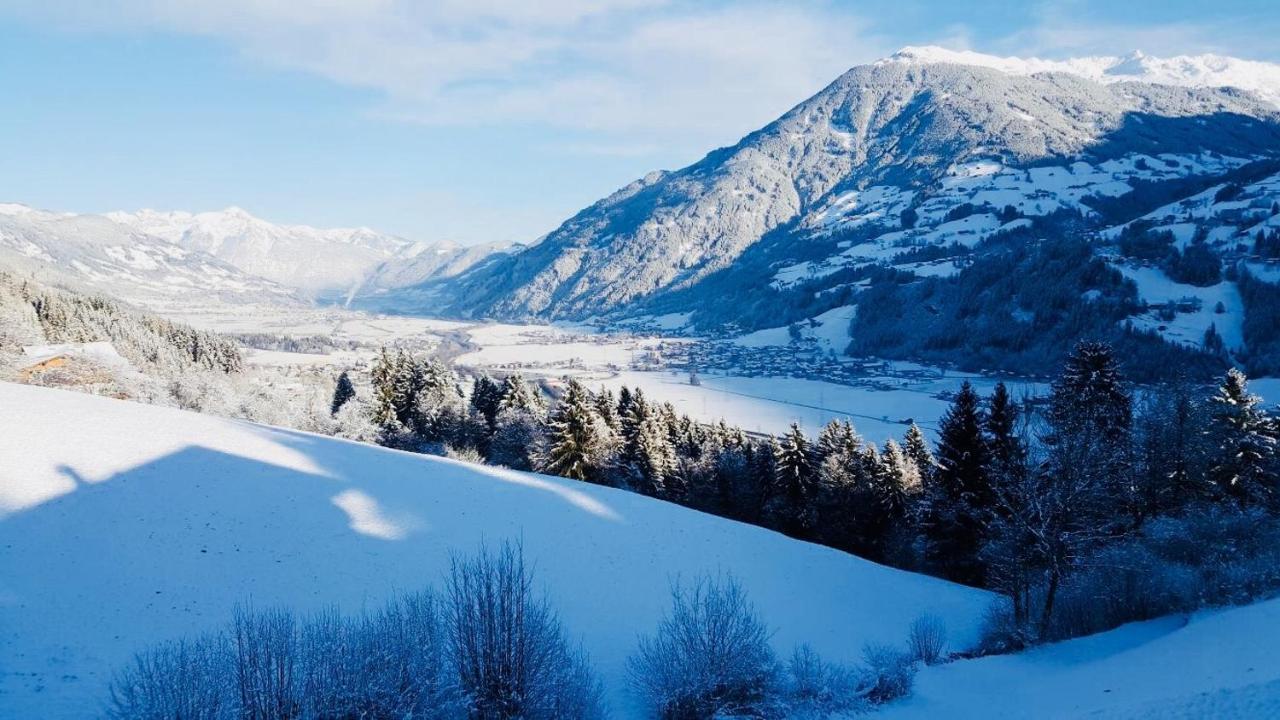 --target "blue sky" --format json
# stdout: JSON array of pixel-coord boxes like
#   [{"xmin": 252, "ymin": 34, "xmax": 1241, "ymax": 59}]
[{"xmin": 3, "ymin": 0, "xmax": 1279, "ymax": 245}]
